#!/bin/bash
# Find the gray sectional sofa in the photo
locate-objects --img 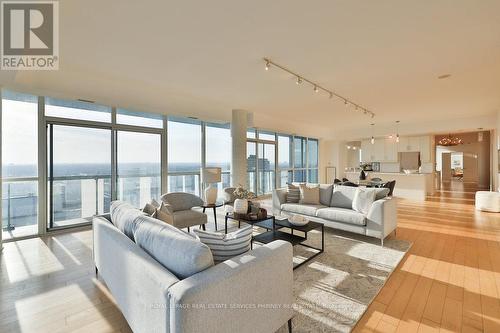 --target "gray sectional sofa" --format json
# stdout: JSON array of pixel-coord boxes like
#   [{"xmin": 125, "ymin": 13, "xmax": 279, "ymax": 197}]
[
  {"xmin": 93, "ymin": 201, "xmax": 294, "ymax": 333},
  {"xmin": 273, "ymin": 184, "xmax": 397, "ymax": 245}
]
